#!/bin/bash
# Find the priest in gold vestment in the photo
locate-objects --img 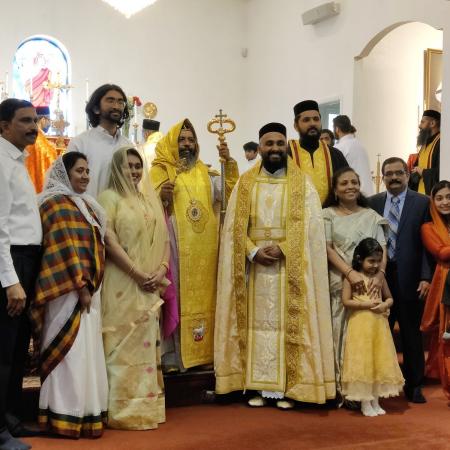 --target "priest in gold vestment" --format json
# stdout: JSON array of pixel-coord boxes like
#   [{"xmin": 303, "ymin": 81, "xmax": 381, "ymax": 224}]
[
  {"xmin": 150, "ymin": 119, "xmax": 239, "ymax": 370},
  {"xmin": 289, "ymin": 100, "xmax": 348, "ymax": 204},
  {"xmin": 410, "ymin": 109, "xmax": 440, "ymax": 195},
  {"xmin": 215, "ymin": 123, "xmax": 336, "ymax": 408},
  {"xmin": 25, "ymin": 106, "xmax": 58, "ymax": 192}
]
